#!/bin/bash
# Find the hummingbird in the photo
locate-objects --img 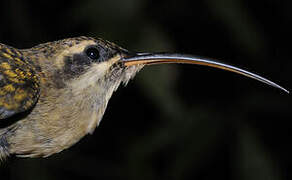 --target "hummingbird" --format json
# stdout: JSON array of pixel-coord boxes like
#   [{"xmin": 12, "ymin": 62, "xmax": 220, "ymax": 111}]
[{"xmin": 0, "ymin": 36, "xmax": 288, "ymax": 160}]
